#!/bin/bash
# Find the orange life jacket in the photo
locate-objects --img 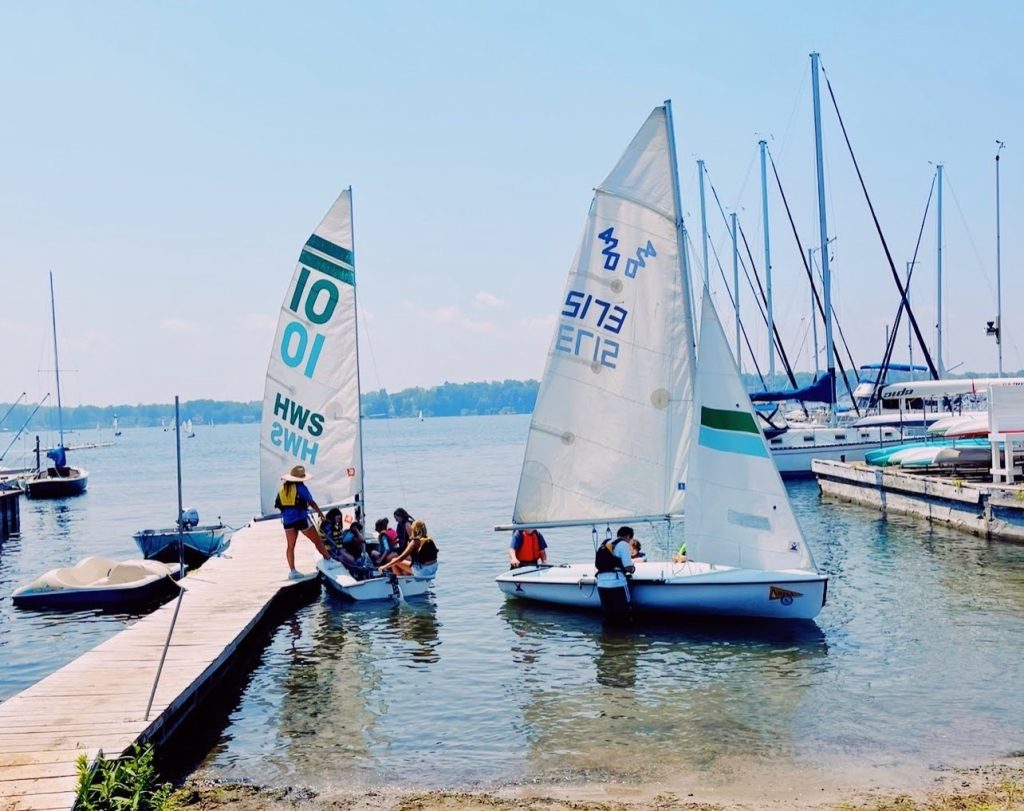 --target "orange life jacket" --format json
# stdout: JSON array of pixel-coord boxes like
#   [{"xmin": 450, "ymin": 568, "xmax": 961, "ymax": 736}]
[{"xmin": 518, "ymin": 530, "xmax": 542, "ymax": 563}]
